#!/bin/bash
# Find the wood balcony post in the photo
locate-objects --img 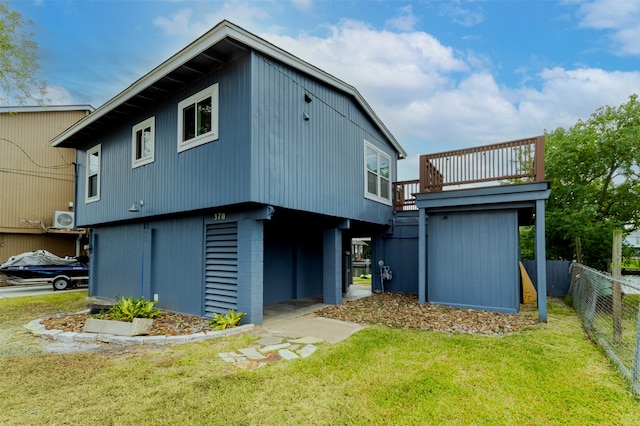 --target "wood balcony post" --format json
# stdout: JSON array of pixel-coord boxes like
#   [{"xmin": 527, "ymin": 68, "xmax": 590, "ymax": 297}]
[{"xmin": 534, "ymin": 136, "xmax": 545, "ymax": 182}]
